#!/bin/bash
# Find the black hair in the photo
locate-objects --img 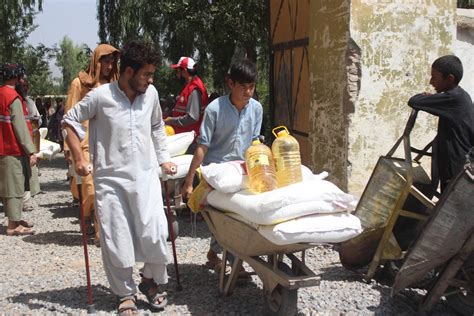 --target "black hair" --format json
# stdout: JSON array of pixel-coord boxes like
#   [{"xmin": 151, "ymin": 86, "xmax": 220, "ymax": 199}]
[
  {"xmin": 187, "ymin": 67, "xmax": 197, "ymax": 76},
  {"xmin": 228, "ymin": 58, "xmax": 257, "ymax": 84},
  {"xmin": 432, "ymin": 55, "xmax": 463, "ymax": 85},
  {"xmin": 1, "ymin": 63, "xmax": 26, "ymax": 81},
  {"xmin": 119, "ymin": 40, "xmax": 160, "ymax": 74}
]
